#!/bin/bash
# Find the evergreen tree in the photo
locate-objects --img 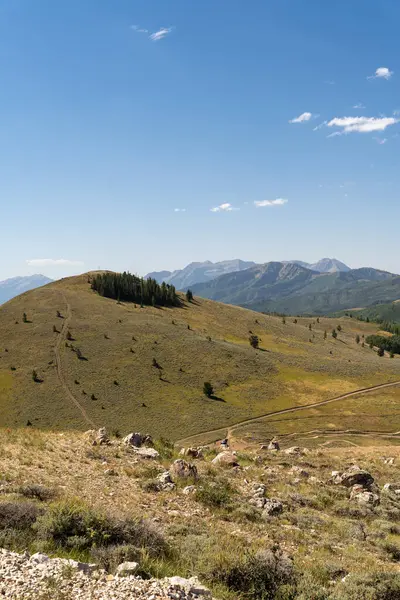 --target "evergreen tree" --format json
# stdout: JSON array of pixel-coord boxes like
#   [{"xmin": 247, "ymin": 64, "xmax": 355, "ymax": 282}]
[
  {"xmin": 203, "ymin": 382, "xmax": 214, "ymax": 398},
  {"xmin": 356, "ymin": 334, "xmax": 360, "ymax": 344},
  {"xmin": 186, "ymin": 289, "xmax": 193, "ymax": 302},
  {"xmin": 377, "ymin": 347, "xmax": 385, "ymax": 357},
  {"xmin": 337, "ymin": 324, "xmax": 342, "ymax": 332},
  {"xmin": 91, "ymin": 272, "xmax": 180, "ymax": 307},
  {"xmin": 332, "ymin": 329, "xmax": 338, "ymax": 339},
  {"xmin": 249, "ymin": 334, "xmax": 259, "ymax": 349},
  {"xmin": 324, "ymin": 330, "xmax": 327, "ymax": 340},
  {"xmin": 282, "ymin": 317, "xmax": 286, "ymax": 324},
  {"xmin": 23, "ymin": 313, "xmax": 28, "ymax": 323}
]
